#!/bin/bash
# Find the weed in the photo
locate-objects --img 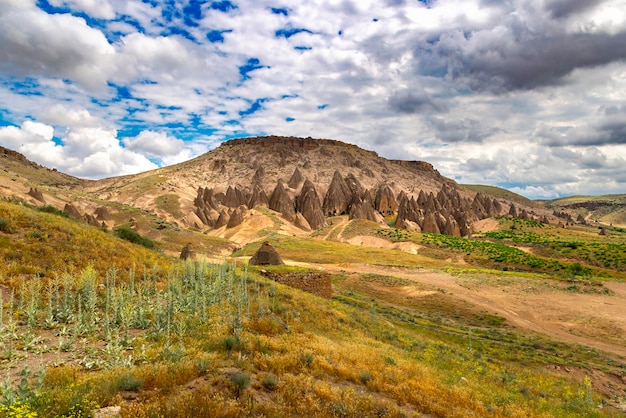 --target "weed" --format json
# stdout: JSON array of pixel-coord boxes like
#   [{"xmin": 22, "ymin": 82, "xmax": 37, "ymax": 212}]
[
  {"xmin": 0, "ymin": 217, "xmax": 12, "ymax": 233},
  {"xmin": 223, "ymin": 336, "xmax": 240, "ymax": 352},
  {"xmin": 261, "ymin": 374, "xmax": 278, "ymax": 390},
  {"xmin": 231, "ymin": 371, "xmax": 251, "ymax": 393}
]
